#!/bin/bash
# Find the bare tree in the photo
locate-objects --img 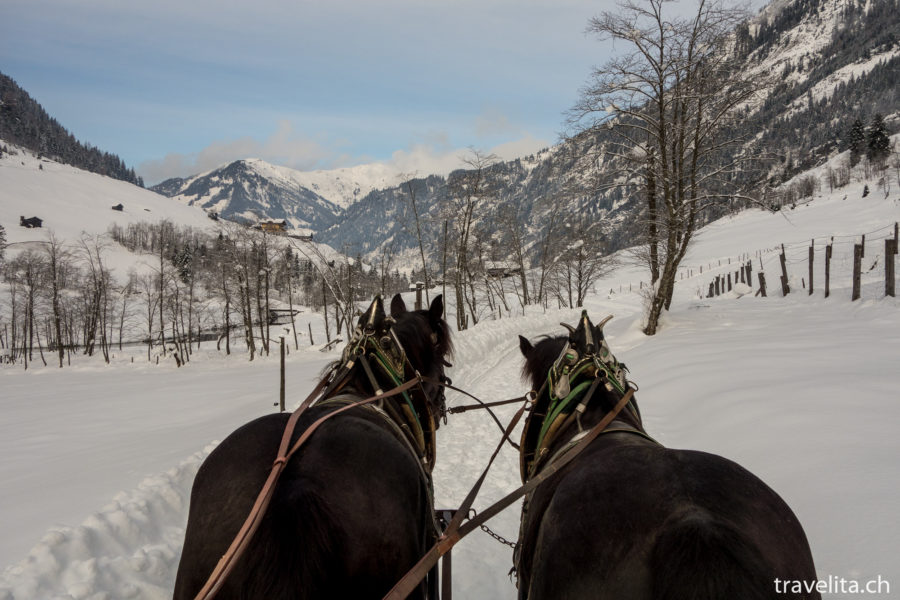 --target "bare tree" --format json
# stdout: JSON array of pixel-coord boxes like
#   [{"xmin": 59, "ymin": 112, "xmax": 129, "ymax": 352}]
[
  {"xmin": 398, "ymin": 173, "xmax": 431, "ymax": 304},
  {"xmin": 497, "ymin": 199, "xmax": 531, "ymax": 307},
  {"xmin": 136, "ymin": 272, "xmax": 159, "ymax": 361},
  {"xmin": 291, "ymin": 239, "xmax": 355, "ymax": 340},
  {"xmin": 445, "ymin": 149, "xmax": 499, "ymax": 330},
  {"xmin": 530, "ymin": 189, "xmax": 567, "ymax": 307},
  {"xmin": 570, "ymin": 0, "xmax": 768, "ymax": 334},
  {"xmin": 79, "ymin": 234, "xmax": 114, "ymax": 362},
  {"xmin": 43, "ymin": 232, "xmax": 71, "ymax": 367},
  {"xmin": 558, "ymin": 219, "xmax": 615, "ymax": 307}
]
